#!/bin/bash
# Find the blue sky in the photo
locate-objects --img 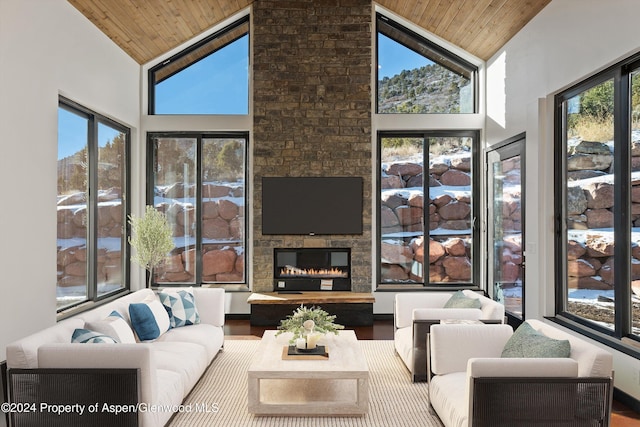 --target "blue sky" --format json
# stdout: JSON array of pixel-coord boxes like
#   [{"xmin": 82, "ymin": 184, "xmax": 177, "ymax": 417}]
[
  {"xmin": 58, "ymin": 108, "xmax": 122, "ymax": 159},
  {"xmin": 59, "ymin": 33, "xmax": 424, "ymax": 159},
  {"xmin": 378, "ymin": 34, "xmax": 432, "ymax": 79},
  {"xmin": 155, "ymin": 35, "xmax": 249, "ymax": 115}
]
